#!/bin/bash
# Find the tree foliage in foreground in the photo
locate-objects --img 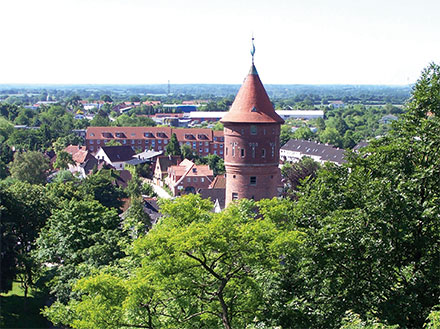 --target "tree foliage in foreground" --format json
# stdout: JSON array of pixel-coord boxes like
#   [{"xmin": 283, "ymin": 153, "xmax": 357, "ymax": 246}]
[
  {"xmin": 264, "ymin": 63, "xmax": 440, "ymax": 328},
  {"xmin": 44, "ymin": 195, "xmax": 302, "ymax": 329},
  {"xmin": 35, "ymin": 199, "xmax": 126, "ymax": 303}
]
